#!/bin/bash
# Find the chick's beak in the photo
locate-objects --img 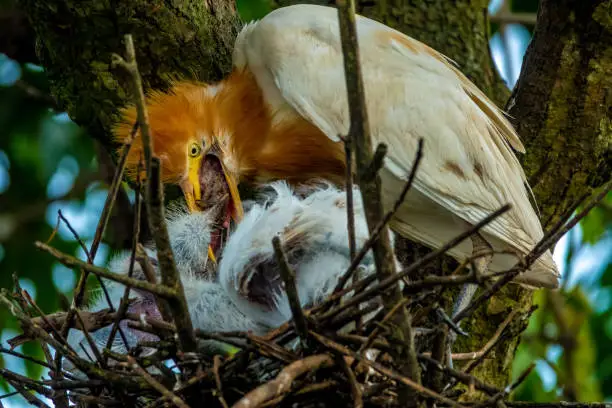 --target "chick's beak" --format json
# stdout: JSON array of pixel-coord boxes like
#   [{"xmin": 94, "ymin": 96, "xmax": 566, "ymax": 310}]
[{"xmin": 179, "ymin": 155, "xmax": 244, "ymax": 265}]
